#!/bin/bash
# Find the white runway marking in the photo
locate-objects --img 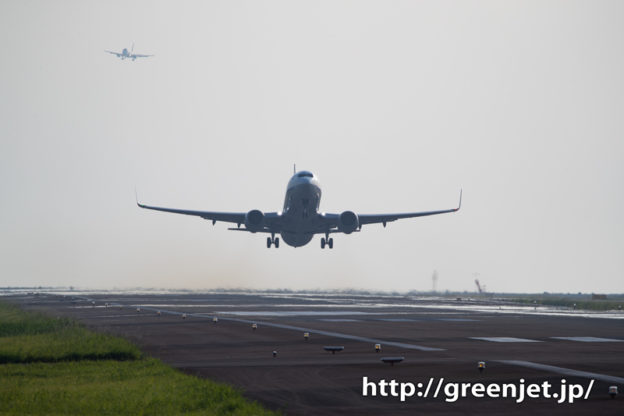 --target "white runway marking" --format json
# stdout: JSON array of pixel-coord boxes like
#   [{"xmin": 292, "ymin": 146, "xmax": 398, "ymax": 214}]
[
  {"xmin": 437, "ymin": 318, "xmax": 479, "ymax": 322},
  {"xmin": 217, "ymin": 311, "xmax": 377, "ymax": 317},
  {"xmin": 378, "ymin": 318, "xmax": 419, "ymax": 322},
  {"xmin": 319, "ymin": 319, "xmax": 361, "ymax": 322},
  {"xmin": 496, "ymin": 360, "xmax": 624, "ymax": 384},
  {"xmin": 551, "ymin": 336, "xmax": 623, "ymax": 342},
  {"xmin": 471, "ymin": 337, "xmax": 542, "ymax": 343}
]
